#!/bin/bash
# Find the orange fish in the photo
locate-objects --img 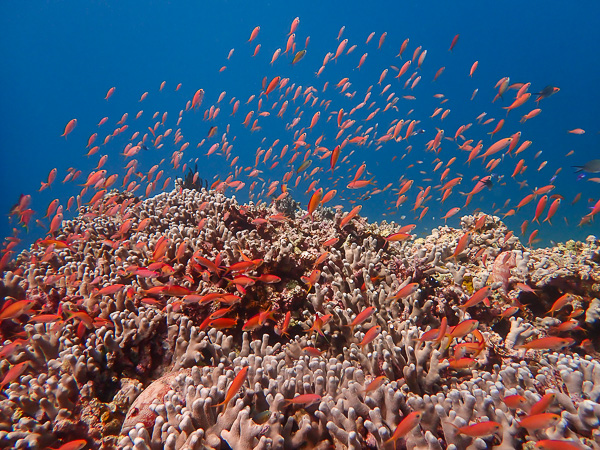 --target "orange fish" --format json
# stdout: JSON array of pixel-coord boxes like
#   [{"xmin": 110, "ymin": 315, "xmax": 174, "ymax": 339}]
[
  {"xmin": 454, "ymin": 421, "xmax": 502, "ymax": 437},
  {"xmin": 449, "ymin": 34, "xmax": 459, "ymax": 51},
  {"xmin": 529, "ymin": 393, "xmax": 556, "ymax": 416},
  {"xmin": 469, "ymin": 61, "xmax": 478, "ymax": 77},
  {"xmin": 0, "ymin": 361, "xmax": 29, "ymax": 388},
  {"xmin": 248, "ymin": 26, "xmax": 260, "ymax": 42},
  {"xmin": 516, "ymin": 336, "xmax": 575, "ymax": 351},
  {"xmin": 503, "ymin": 93, "xmax": 531, "ymax": 114},
  {"xmin": 301, "ymin": 269, "xmax": 321, "ymax": 292},
  {"xmin": 304, "ymin": 188, "xmax": 323, "ymax": 221},
  {"xmin": 388, "ymin": 282, "xmax": 419, "ymax": 301},
  {"xmin": 217, "ymin": 366, "xmax": 249, "ymax": 409},
  {"xmin": 50, "ymin": 439, "xmax": 88, "ymax": 450},
  {"xmin": 502, "ymin": 394, "xmax": 528, "ymax": 410},
  {"xmin": 449, "ymin": 231, "xmax": 471, "ymax": 259},
  {"xmin": 459, "ymin": 286, "xmax": 492, "ymax": 310},
  {"xmin": 448, "ymin": 319, "xmax": 479, "ymax": 339},
  {"xmin": 359, "ymin": 325, "xmax": 381, "ymax": 347},
  {"xmin": 518, "ymin": 413, "xmax": 561, "ymax": 430},
  {"xmin": 61, "ymin": 119, "xmax": 77, "ymax": 138},
  {"xmin": 265, "ymin": 76, "xmax": 281, "ymax": 98},
  {"xmin": 363, "ymin": 375, "xmax": 387, "ymax": 394},
  {"xmin": 535, "ymin": 440, "xmax": 583, "ymax": 450},
  {"xmin": 97, "ymin": 284, "xmax": 125, "ymax": 295},
  {"xmin": 275, "ymin": 311, "xmax": 291, "ymax": 337},
  {"xmin": 105, "ymin": 87, "xmax": 115, "ymax": 100},
  {"xmin": 384, "ymin": 411, "xmax": 422, "ymax": 446},
  {"xmin": 0, "ymin": 299, "xmax": 35, "ymax": 322},
  {"xmin": 284, "ymin": 393, "xmax": 321, "ymax": 406}
]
